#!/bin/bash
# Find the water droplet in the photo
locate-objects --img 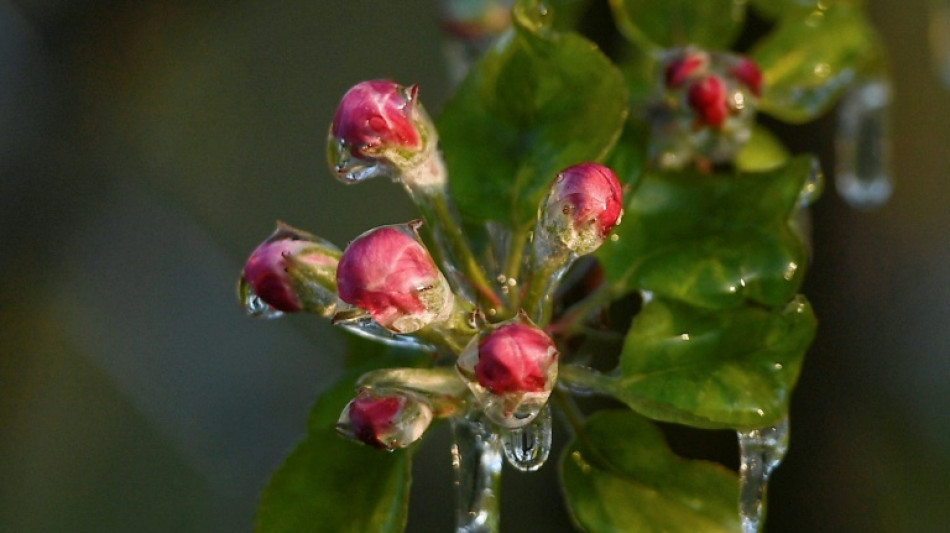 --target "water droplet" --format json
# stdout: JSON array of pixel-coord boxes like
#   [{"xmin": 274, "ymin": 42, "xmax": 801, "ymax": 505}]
[
  {"xmin": 332, "ymin": 308, "xmax": 436, "ymax": 351},
  {"xmin": 239, "ymin": 278, "xmax": 283, "ymax": 319},
  {"xmin": 835, "ymin": 78, "xmax": 893, "ymax": 209},
  {"xmin": 738, "ymin": 417, "xmax": 790, "ymax": 533},
  {"xmin": 501, "ymin": 404, "xmax": 552, "ymax": 472},
  {"xmin": 327, "ymin": 137, "xmax": 390, "ymax": 184}
]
